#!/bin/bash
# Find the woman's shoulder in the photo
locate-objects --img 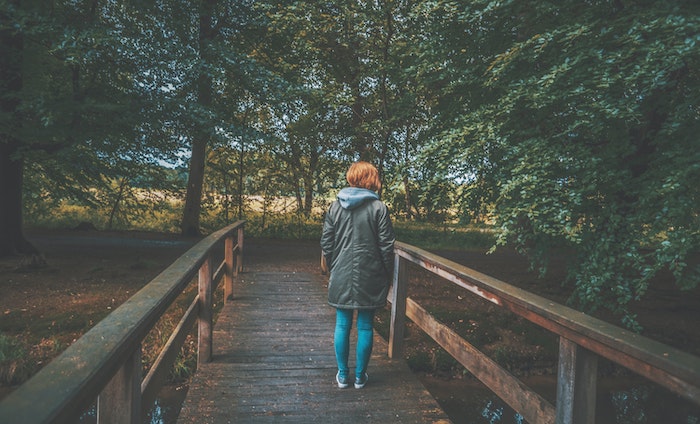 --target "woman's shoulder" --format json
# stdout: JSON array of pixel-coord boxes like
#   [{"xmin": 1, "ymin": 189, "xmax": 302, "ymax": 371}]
[{"xmin": 370, "ymin": 198, "xmax": 390, "ymax": 212}]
